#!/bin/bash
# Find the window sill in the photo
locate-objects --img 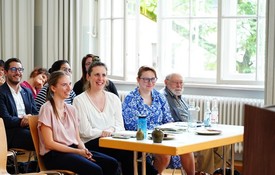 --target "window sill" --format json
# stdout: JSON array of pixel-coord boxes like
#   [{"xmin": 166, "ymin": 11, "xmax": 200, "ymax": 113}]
[{"xmin": 112, "ymin": 80, "xmax": 264, "ymax": 99}]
